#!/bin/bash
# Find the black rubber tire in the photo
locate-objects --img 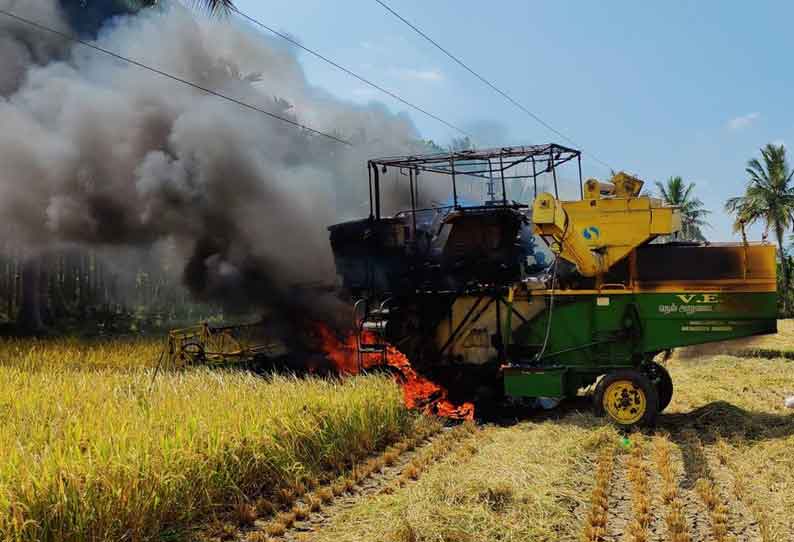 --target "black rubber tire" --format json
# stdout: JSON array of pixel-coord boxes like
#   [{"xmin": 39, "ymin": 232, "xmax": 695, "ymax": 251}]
[
  {"xmin": 646, "ymin": 361, "xmax": 674, "ymax": 413},
  {"xmin": 594, "ymin": 369, "xmax": 658, "ymax": 428}
]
